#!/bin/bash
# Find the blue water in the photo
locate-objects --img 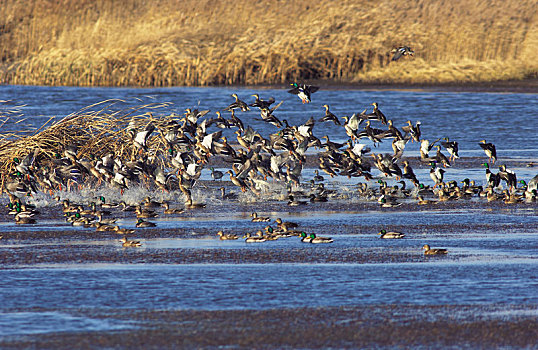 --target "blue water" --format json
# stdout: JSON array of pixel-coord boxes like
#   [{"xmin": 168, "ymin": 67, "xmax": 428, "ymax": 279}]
[{"xmin": 0, "ymin": 85, "xmax": 537, "ymax": 337}]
